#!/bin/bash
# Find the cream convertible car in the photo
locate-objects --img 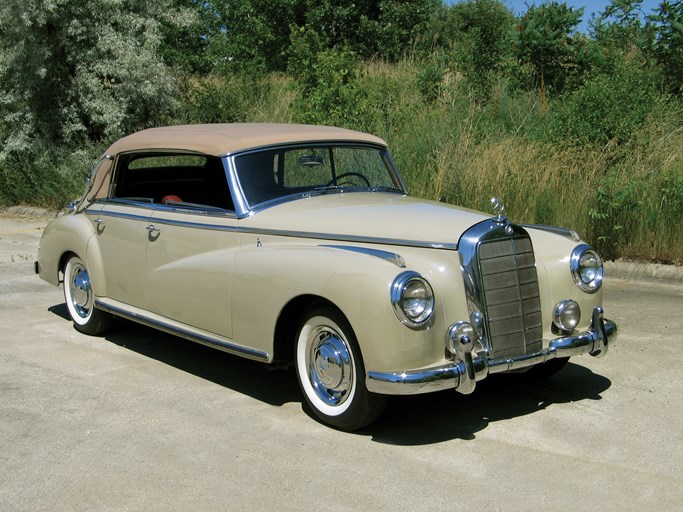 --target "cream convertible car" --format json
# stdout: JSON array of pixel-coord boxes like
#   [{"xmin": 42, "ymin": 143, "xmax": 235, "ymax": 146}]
[{"xmin": 36, "ymin": 124, "xmax": 617, "ymax": 430}]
